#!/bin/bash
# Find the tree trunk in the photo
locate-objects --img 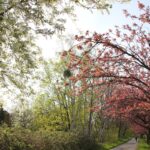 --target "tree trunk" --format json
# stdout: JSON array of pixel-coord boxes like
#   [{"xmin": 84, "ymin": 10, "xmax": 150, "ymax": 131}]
[
  {"xmin": 66, "ymin": 108, "xmax": 71, "ymax": 130},
  {"xmin": 99, "ymin": 119, "xmax": 106, "ymax": 143},
  {"xmin": 70, "ymin": 97, "xmax": 76, "ymax": 130},
  {"xmin": 88, "ymin": 109, "xmax": 93, "ymax": 137},
  {"xmin": 118, "ymin": 120, "xmax": 122, "ymax": 139},
  {"xmin": 88, "ymin": 96, "xmax": 93, "ymax": 137},
  {"xmin": 118, "ymin": 120, "xmax": 127, "ymax": 139}
]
